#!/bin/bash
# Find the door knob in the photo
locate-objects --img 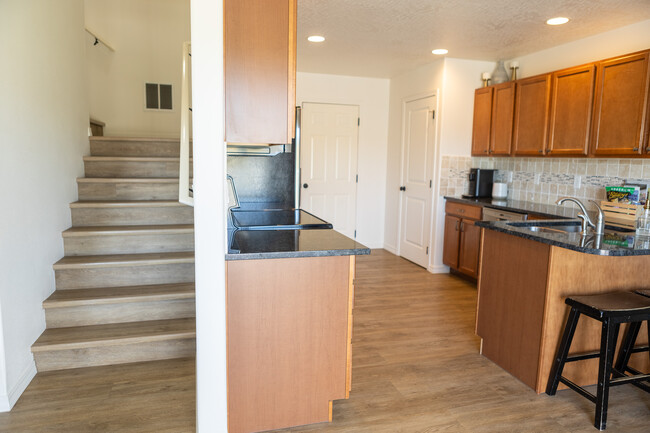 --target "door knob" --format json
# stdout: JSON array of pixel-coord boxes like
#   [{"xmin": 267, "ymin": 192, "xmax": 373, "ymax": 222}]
[
  {"xmin": 303, "ymin": 183, "xmax": 309, "ymax": 188},
  {"xmin": 399, "ymin": 186, "xmax": 406, "ymax": 191}
]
